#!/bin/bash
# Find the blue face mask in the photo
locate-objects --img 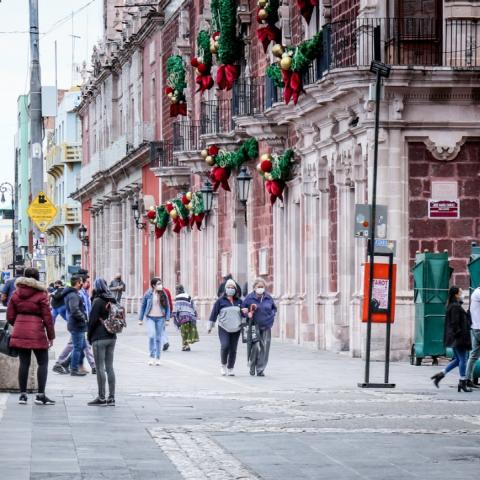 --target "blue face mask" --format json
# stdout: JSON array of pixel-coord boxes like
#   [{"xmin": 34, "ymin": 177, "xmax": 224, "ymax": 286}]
[{"xmin": 225, "ymin": 287, "xmax": 236, "ymax": 296}]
